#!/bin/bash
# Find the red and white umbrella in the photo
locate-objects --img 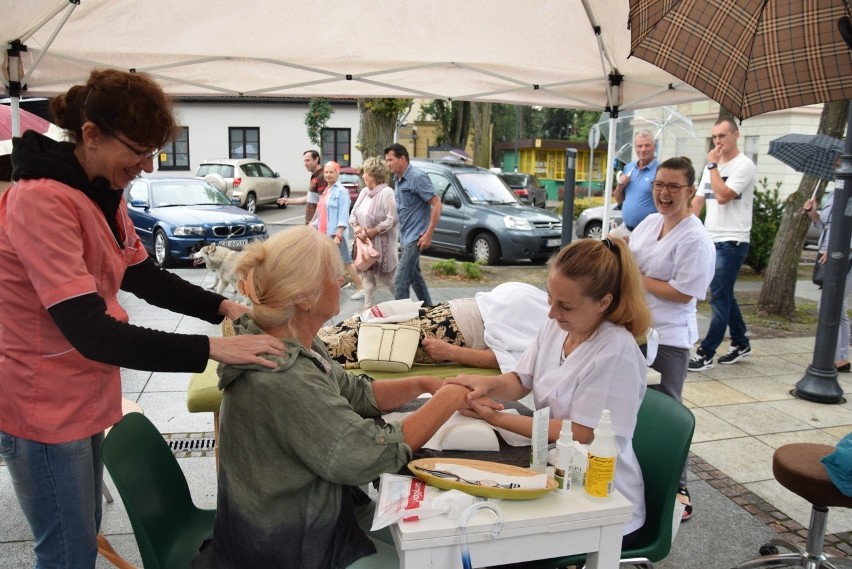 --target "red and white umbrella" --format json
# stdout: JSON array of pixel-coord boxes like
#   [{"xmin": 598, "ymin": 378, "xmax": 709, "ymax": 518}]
[{"xmin": 0, "ymin": 105, "xmax": 66, "ymax": 156}]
